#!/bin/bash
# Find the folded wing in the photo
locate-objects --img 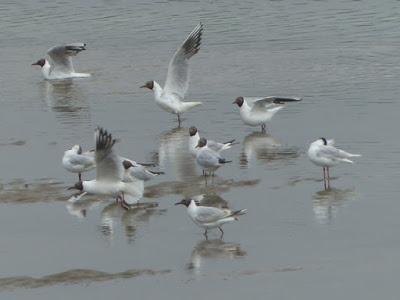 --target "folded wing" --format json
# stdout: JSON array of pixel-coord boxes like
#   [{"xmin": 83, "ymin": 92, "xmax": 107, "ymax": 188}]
[{"xmin": 194, "ymin": 206, "xmax": 232, "ymax": 223}]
